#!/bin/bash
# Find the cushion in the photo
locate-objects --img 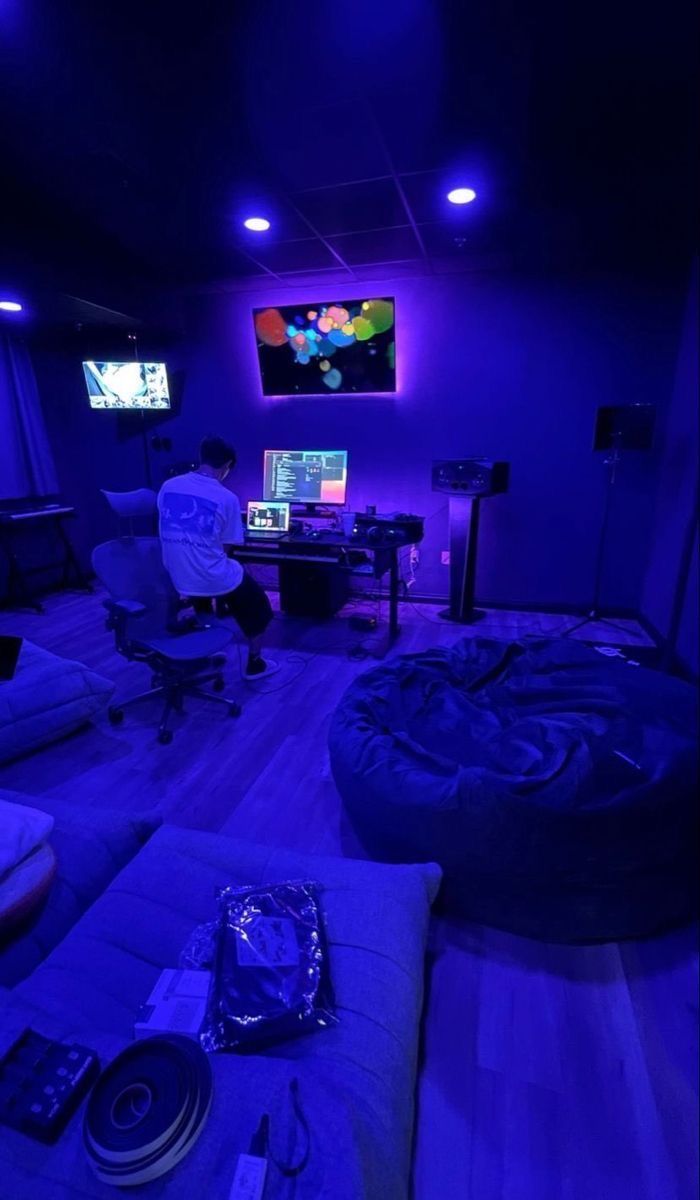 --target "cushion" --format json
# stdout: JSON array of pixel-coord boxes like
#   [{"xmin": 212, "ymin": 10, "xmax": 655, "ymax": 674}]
[
  {"xmin": 0, "ymin": 796, "xmax": 53, "ymax": 876},
  {"xmin": 0, "ymin": 640, "xmax": 114, "ymax": 765},
  {"xmin": 329, "ymin": 636, "xmax": 699, "ymax": 942},
  {"xmin": 0, "ymin": 844, "xmax": 57, "ymax": 932},
  {"xmin": 0, "ymin": 790, "xmax": 161, "ymax": 987},
  {"xmin": 1, "ymin": 825, "xmax": 441, "ymax": 1199}
]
